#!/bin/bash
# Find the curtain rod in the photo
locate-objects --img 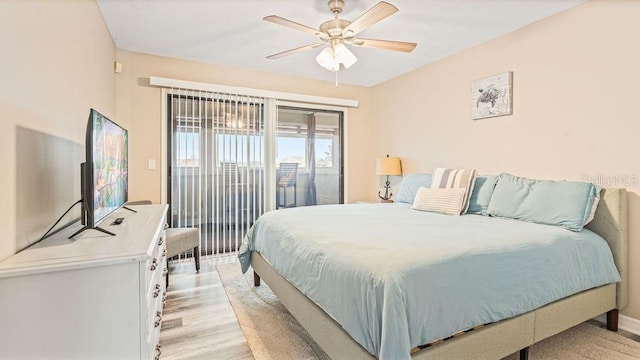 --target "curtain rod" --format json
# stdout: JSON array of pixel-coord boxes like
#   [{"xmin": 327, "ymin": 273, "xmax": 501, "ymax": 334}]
[{"xmin": 150, "ymin": 76, "xmax": 359, "ymax": 108}]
